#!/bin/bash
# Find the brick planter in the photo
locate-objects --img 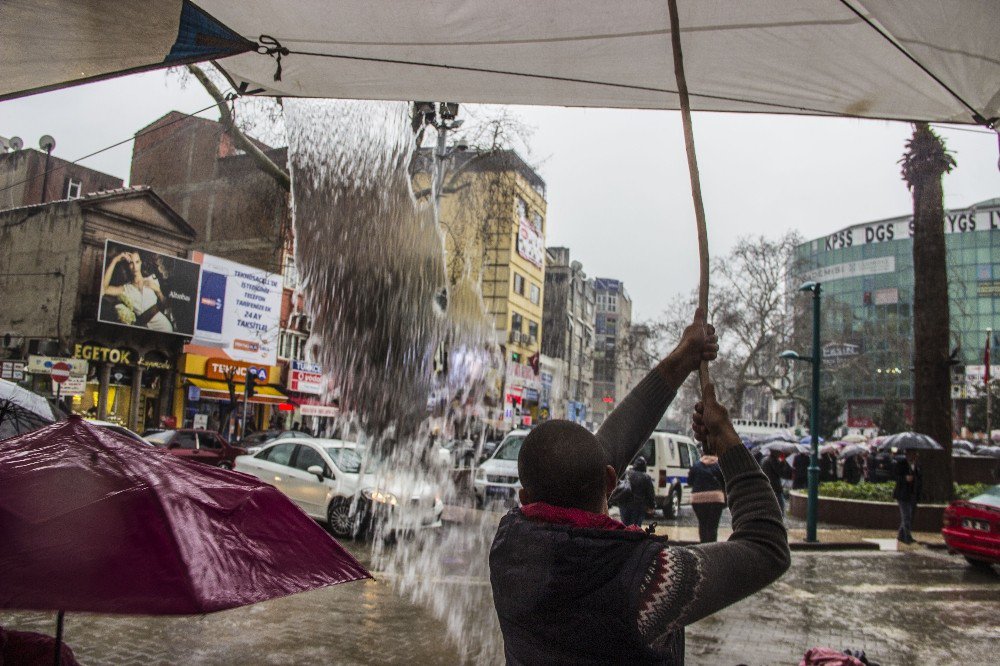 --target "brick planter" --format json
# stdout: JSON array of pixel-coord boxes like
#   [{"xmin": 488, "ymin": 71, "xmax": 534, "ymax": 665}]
[{"xmin": 789, "ymin": 491, "xmax": 945, "ymax": 532}]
